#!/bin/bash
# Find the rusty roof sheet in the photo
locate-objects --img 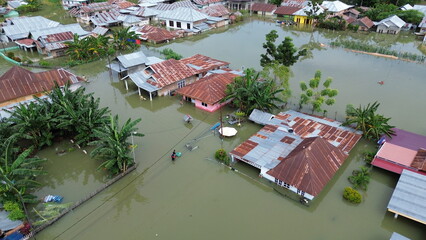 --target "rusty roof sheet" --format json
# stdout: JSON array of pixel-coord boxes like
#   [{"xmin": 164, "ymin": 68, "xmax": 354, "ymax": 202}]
[
  {"xmin": 175, "ymin": 72, "xmax": 238, "ymax": 104},
  {"xmin": 180, "ymin": 54, "xmax": 229, "ymax": 74},
  {"xmin": 0, "ymin": 66, "xmax": 85, "ymax": 104},
  {"xmin": 248, "ymin": 109, "xmax": 362, "ymax": 154},
  {"xmin": 39, "ymin": 31, "xmax": 74, "ymax": 43},
  {"xmin": 281, "ymin": 0, "xmax": 307, "ymax": 7},
  {"xmin": 411, "ymin": 149, "xmax": 426, "ymax": 172},
  {"xmin": 111, "ymin": 0, "xmax": 136, "ymax": 9},
  {"xmin": 15, "ymin": 38, "xmax": 35, "ymax": 47},
  {"xmin": 45, "ymin": 42, "xmax": 68, "ymax": 51},
  {"xmin": 148, "ymin": 59, "xmax": 197, "ymax": 88},
  {"xmin": 274, "ymin": 6, "xmax": 301, "ymax": 15},
  {"xmin": 201, "ymin": 5, "xmax": 230, "ymax": 17},
  {"xmin": 81, "ymin": 2, "xmax": 116, "ymax": 13},
  {"xmin": 267, "ymin": 137, "xmax": 348, "ymax": 197},
  {"xmin": 90, "ymin": 9, "xmax": 121, "ymax": 26},
  {"xmin": 251, "ymin": 3, "xmax": 277, "ymax": 13},
  {"xmin": 357, "ymin": 16, "xmax": 374, "ymax": 28},
  {"xmin": 135, "ymin": 25, "xmax": 175, "ymax": 43}
]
